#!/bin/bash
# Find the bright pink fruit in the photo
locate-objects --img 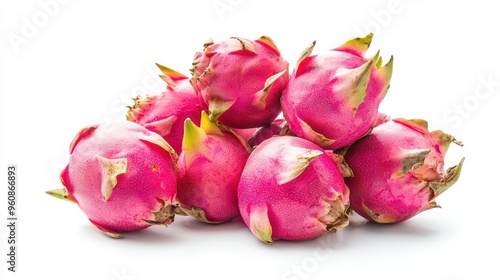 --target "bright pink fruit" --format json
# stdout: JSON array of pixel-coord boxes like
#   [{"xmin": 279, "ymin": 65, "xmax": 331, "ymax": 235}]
[
  {"xmin": 190, "ymin": 36, "xmax": 289, "ymax": 128},
  {"xmin": 46, "ymin": 120, "xmax": 181, "ymax": 238},
  {"xmin": 238, "ymin": 136, "xmax": 351, "ymax": 243},
  {"xmin": 232, "ymin": 127, "xmax": 259, "ymax": 141},
  {"xmin": 127, "ymin": 64, "xmax": 203, "ymax": 153},
  {"xmin": 247, "ymin": 118, "xmax": 291, "ymax": 147},
  {"xmin": 282, "ymin": 33, "xmax": 393, "ymax": 150},
  {"xmin": 373, "ymin": 112, "xmax": 391, "ymax": 127},
  {"xmin": 178, "ymin": 111, "xmax": 251, "ymax": 223},
  {"xmin": 344, "ymin": 118, "xmax": 465, "ymax": 223}
]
